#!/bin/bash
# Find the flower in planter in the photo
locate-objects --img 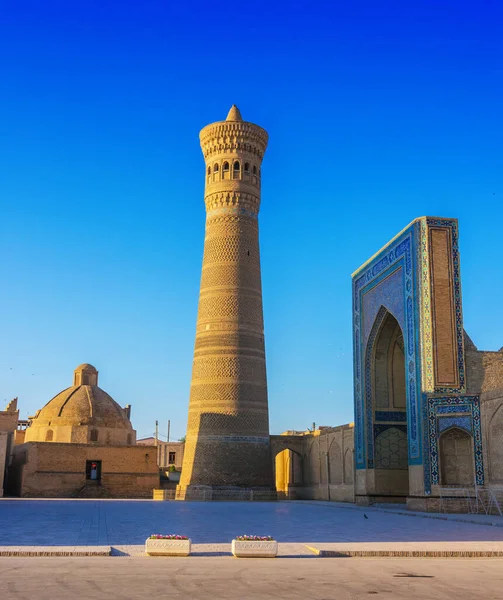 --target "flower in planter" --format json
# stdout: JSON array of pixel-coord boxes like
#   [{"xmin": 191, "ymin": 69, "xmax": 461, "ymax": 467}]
[
  {"xmin": 148, "ymin": 534, "xmax": 189, "ymax": 540},
  {"xmin": 235, "ymin": 535, "xmax": 275, "ymax": 541}
]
